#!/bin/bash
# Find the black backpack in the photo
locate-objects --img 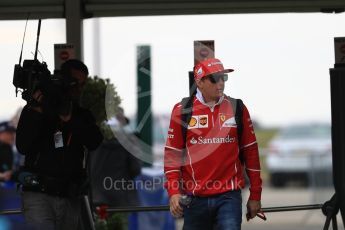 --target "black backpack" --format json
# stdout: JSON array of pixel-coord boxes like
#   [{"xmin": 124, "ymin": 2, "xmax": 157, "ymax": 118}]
[{"xmin": 180, "ymin": 96, "xmax": 245, "ymax": 163}]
